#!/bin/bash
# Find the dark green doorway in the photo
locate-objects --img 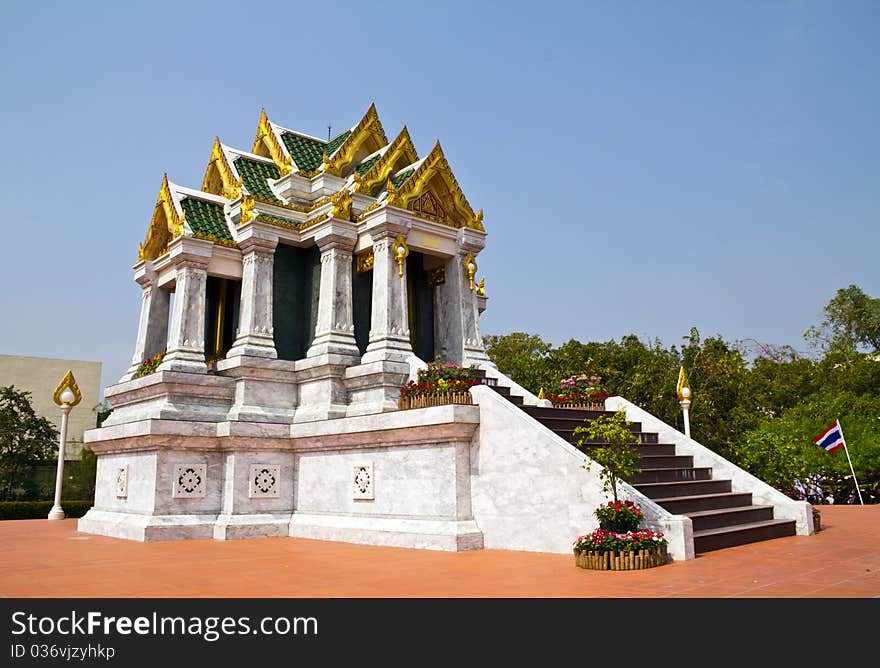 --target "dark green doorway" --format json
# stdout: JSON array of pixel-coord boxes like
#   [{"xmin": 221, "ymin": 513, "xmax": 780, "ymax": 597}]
[
  {"xmin": 273, "ymin": 243, "xmax": 321, "ymax": 361},
  {"xmin": 406, "ymin": 251, "xmax": 435, "ymax": 362}
]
